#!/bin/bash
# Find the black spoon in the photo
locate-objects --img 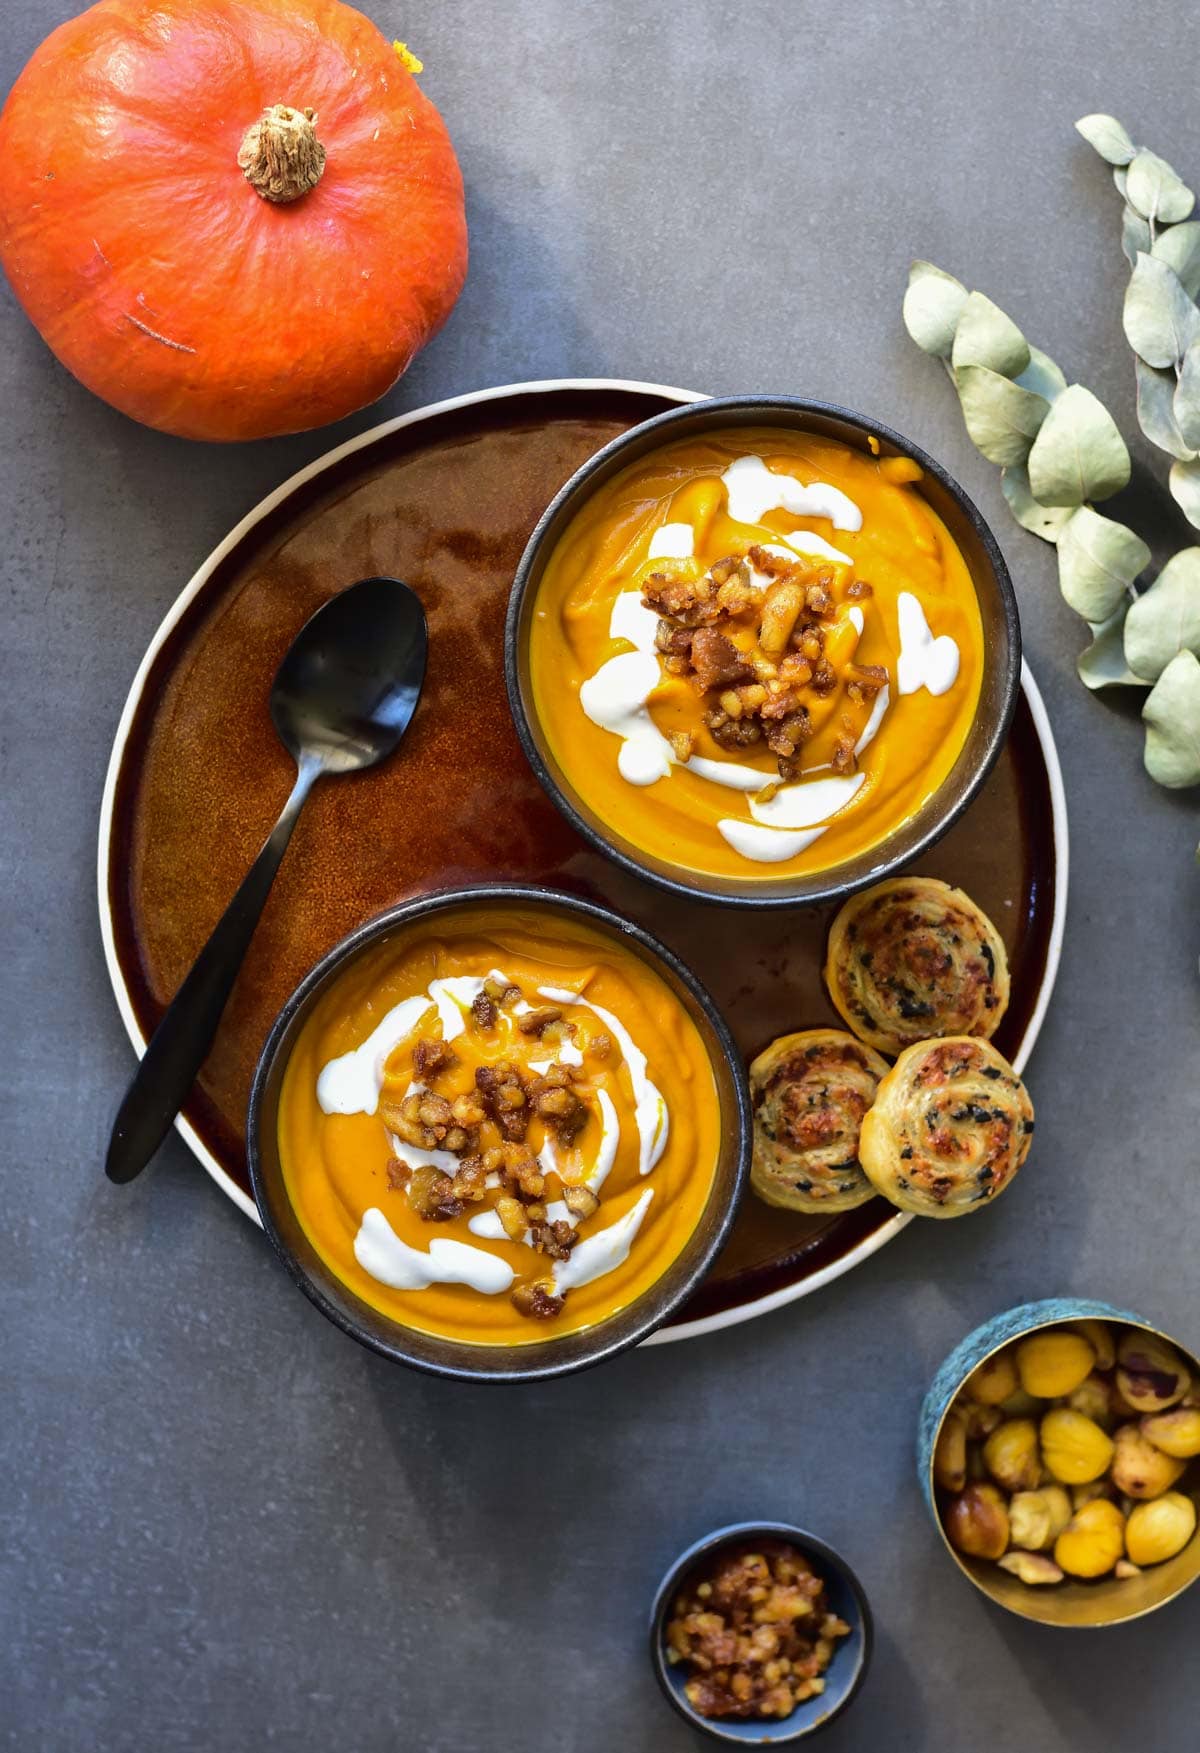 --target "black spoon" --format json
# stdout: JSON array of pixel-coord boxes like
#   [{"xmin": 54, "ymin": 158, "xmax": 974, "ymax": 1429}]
[{"xmin": 106, "ymin": 576, "xmax": 428, "ymax": 1185}]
